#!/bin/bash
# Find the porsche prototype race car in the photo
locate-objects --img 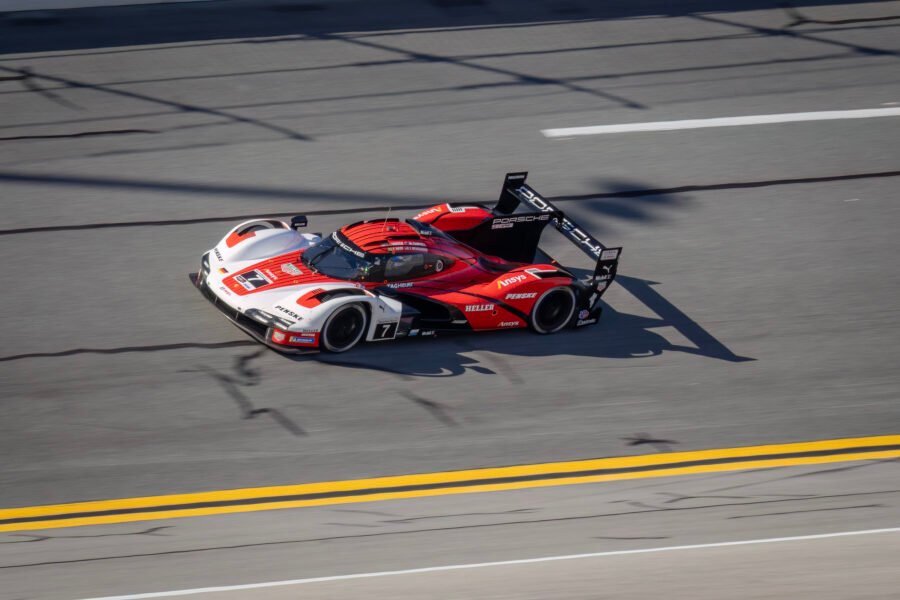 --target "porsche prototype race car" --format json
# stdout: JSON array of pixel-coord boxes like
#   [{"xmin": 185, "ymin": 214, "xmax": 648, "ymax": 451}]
[{"xmin": 193, "ymin": 172, "xmax": 621, "ymax": 353}]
